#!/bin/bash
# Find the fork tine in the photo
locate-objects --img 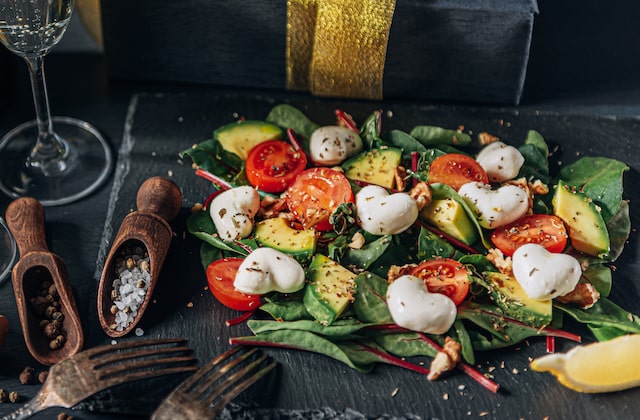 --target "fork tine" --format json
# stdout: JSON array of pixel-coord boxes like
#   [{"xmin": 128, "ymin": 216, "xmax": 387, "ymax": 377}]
[
  {"xmin": 99, "ymin": 362, "xmax": 200, "ymax": 389},
  {"xmin": 97, "ymin": 355, "xmax": 197, "ymax": 381},
  {"xmin": 191, "ymin": 347, "xmax": 259, "ymax": 396},
  {"xmin": 207, "ymin": 356, "xmax": 277, "ymax": 412},
  {"xmin": 81, "ymin": 337, "xmax": 188, "ymax": 359},
  {"xmin": 92, "ymin": 344, "xmax": 193, "ymax": 369}
]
